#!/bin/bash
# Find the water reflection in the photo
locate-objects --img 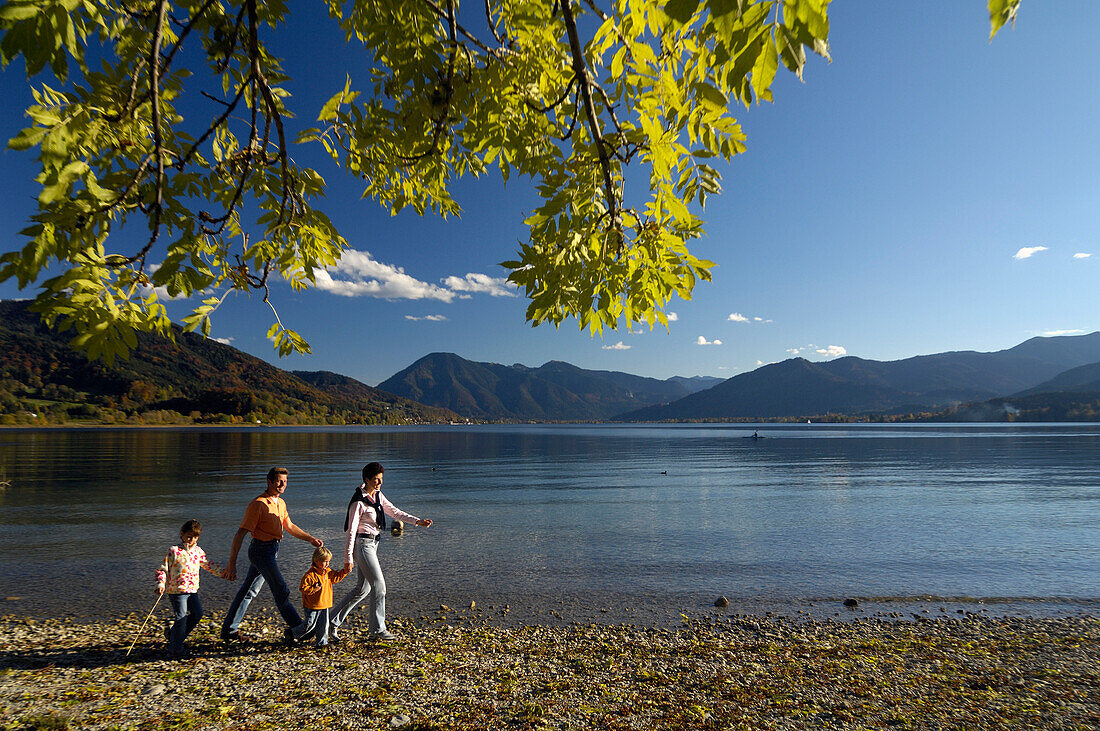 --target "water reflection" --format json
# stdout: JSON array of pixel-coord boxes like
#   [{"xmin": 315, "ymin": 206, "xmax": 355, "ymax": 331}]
[{"xmin": 0, "ymin": 424, "xmax": 1098, "ymax": 621}]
